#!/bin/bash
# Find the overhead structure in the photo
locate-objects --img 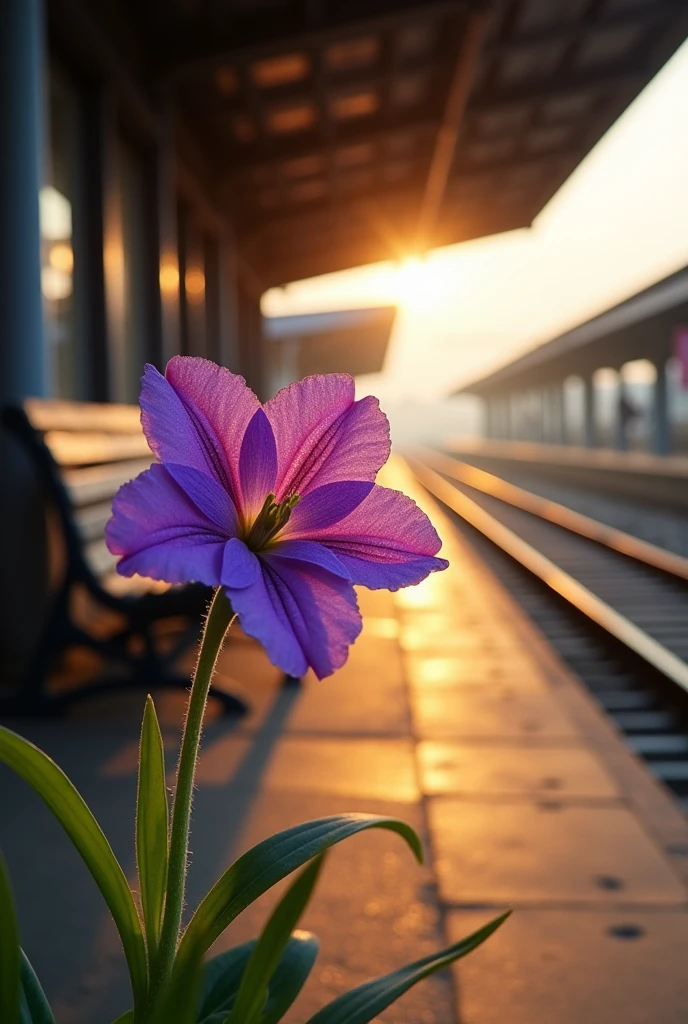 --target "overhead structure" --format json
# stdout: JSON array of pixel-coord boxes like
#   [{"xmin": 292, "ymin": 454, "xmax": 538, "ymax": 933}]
[
  {"xmin": 455, "ymin": 265, "xmax": 688, "ymax": 455},
  {"xmin": 264, "ymin": 305, "xmax": 396, "ymax": 391},
  {"xmin": 4, "ymin": 0, "xmax": 688, "ymax": 406},
  {"xmin": 120, "ymin": 0, "xmax": 688, "ymax": 286},
  {"xmin": 458, "ymin": 267, "xmax": 688, "ymax": 397}
]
